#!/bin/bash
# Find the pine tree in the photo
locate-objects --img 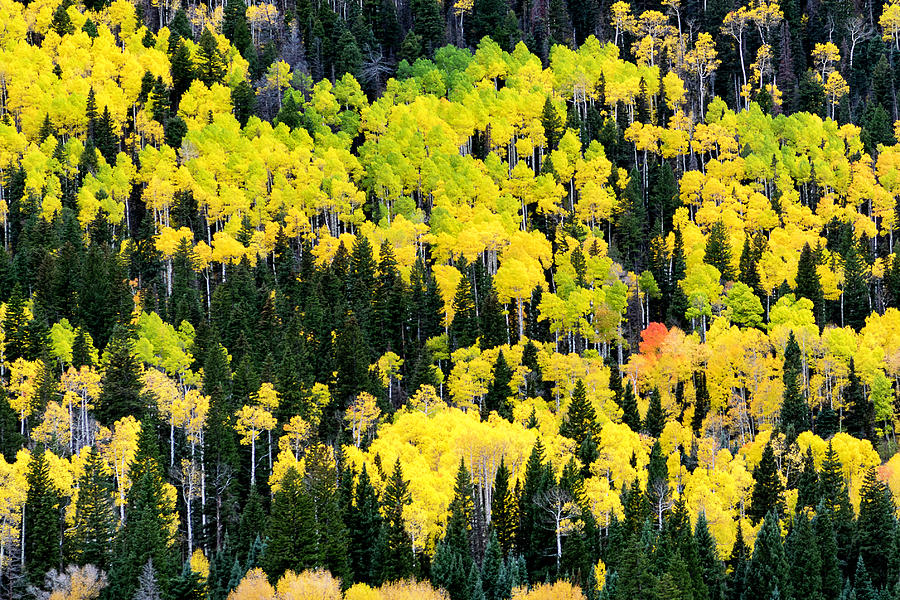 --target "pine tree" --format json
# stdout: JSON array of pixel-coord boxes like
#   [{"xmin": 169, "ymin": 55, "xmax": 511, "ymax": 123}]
[
  {"xmin": 490, "ymin": 459, "xmax": 517, "ymax": 557},
  {"xmin": 541, "ymin": 97, "xmax": 564, "ymax": 151},
  {"xmin": 96, "ymin": 327, "xmax": 144, "ymax": 426},
  {"xmin": 374, "ymin": 241, "xmax": 405, "ymax": 355},
  {"xmin": 621, "ymin": 383, "xmax": 640, "ymax": 432},
  {"xmin": 748, "ymin": 442, "xmax": 785, "ymax": 524},
  {"xmin": 349, "ymin": 465, "xmax": 382, "ymax": 584},
  {"xmin": 231, "ymin": 80, "xmax": 256, "ymax": 127},
  {"xmin": 481, "ymin": 530, "xmax": 504, "ymax": 600},
  {"xmin": 518, "ymin": 441, "xmax": 556, "ymax": 581},
  {"xmin": 856, "ymin": 467, "xmax": 895, "ymax": 588},
  {"xmin": 780, "ymin": 332, "xmax": 809, "ymax": 435},
  {"xmin": 304, "ymin": 444, "xmax": 351, "ymax": 582},
  {"xmin": 643, "ymin": 387, "xmax": 665, "ymax": 438},
  {"xmin": 70, "ymin": 447, "xmax": 115, "ymax": 570},
  {"xmin": 236, "ymin": 486, "xmax": 266, "ymax": 561},
  {"xmin": 795, "ymin": 446, "xmax": 819, "ymax": 511},
  {"xmin": 812, "ymin": 506, "xmax": 841, "ymax": 600},
  {"xmin": 25, "ymin": 445, "xmax": 61, "ymax": 585},
  {"xmin": 560, "ymin": 379, "xmax": 598, "ymax": 448},
  {"xmin": 795, "ymin": 243, "xmax": 825, "ymax": 325},
  {"xmin": 450, "ymin": 271, "xmax": 478, "ymax": 349},
  {"xmin": 3, "ymin": 286, "xmax": 29, "ymax": 362},
  {"xmin": 483, "ymin": 350, "xmax": 514, "ymax": 421},
  {"xmin": 433, "ymin": 461, "xmax": 476, "ymax": 600},
  {"xmin": 704, "ymin": 220, "xmax": 735, "ymax": 281},
  {"xmin": 196, "ymin": 28, "xmax": 226, "ymax": 86},
  {"xmin": 380, "ymin": 459, "xmax": 415, "ymax": 582},
  {"xmin": 843, "ymin": 359, "xmax": 874, "ymax": 440},
  {"xmin": 725, "ymin": 522, "xmax": 748, "ymax": 600},
  {"xmin": 411, "ymin": 0, "xmax": 443, "ymax": 55},
  {"xmin": 692, "ymin": 371, "xmax": 710, "ymax": 434},
  {"xmin": 667, "ymin": 228, "xmax": 689, "ymax": 327},
  {"xmin": 108, "ymin": 426, "xmax": 177, "ymax": 599},
  {"xmin": 222, "ymin": 0, "xmax": 252, "ymax": 56},
  {"xmin": 842, "ymin": 242, "xmax": 870, "ymax": 330},
  {"xmin": 695, "ymin": 512, "xmax": 725, "ymax": 600},
  {"xmin": 744, "ymin": 512, "xmax": 791, "ymax": 600},
  {"xmin": 260, "ymin": 466, "xmax": 317, "ymax": 580},
  {"xmin": 786, "ymin": 510, "xmax": 822, "ymax": 600}
]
